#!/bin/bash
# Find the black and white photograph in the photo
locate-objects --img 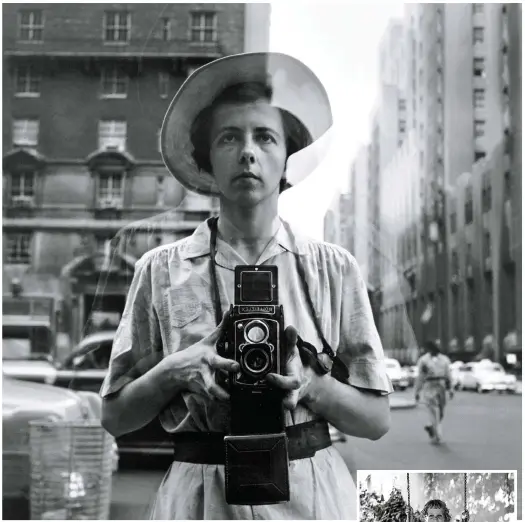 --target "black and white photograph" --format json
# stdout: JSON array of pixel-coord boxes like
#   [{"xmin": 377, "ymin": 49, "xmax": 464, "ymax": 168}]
[
  {"xmin": 2, "ymin": 2, "xmax": 522, "ymax": 521},
  {"xmin": 358, "ymin": 471, "xmax": 517, "ymax": 522}
]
